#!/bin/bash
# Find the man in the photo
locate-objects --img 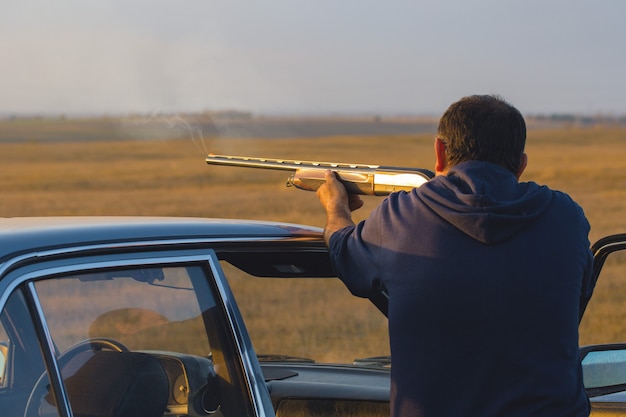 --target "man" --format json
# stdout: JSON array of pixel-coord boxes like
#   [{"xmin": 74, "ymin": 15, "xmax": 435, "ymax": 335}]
[{"xmin": 316, "ymin": 95, "xmax": 594, "ymax": 417}]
